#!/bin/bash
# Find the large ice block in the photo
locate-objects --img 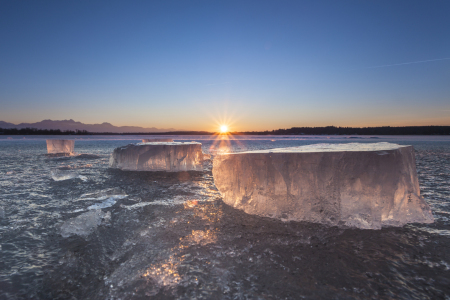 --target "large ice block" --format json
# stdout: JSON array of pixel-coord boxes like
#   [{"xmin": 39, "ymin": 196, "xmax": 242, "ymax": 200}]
[
  {"xmin": 212, "ymin": 143, "xmax": 434, "ymax": 229},
  {"xmin": 110, "ymin": 142, "xmax": 203, "ymax": 171},
  {"xmin": 142, "ymin": 138, "xmax": 174, "ymax": 143},
  {"xmin": 46, "ymin": 139, "xmax": 74, "ymax": 154}
]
